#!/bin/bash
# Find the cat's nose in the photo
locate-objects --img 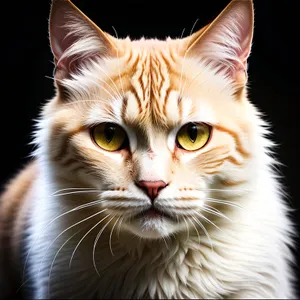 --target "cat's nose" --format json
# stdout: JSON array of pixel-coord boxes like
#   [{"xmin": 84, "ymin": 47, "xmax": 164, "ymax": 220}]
[{"xmin": 136, "ymin": 180, "xmax": 168, "ymax": 202}]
